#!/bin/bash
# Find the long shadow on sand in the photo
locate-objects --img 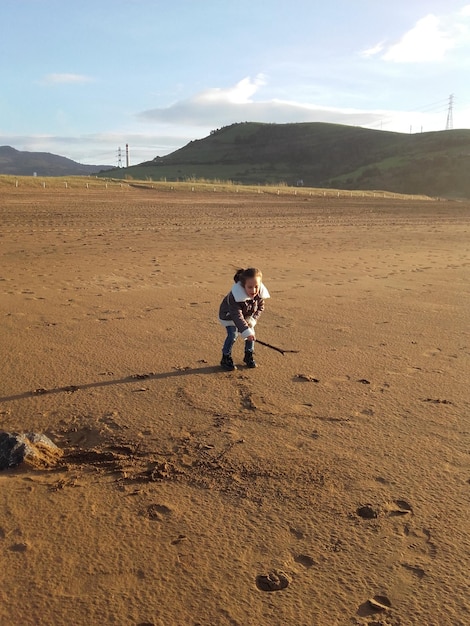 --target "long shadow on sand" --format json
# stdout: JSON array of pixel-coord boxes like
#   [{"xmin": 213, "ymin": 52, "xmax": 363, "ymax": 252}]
[{"xmin": 0, "ymin": 365, "xmax": 223, "ymax": 403}]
